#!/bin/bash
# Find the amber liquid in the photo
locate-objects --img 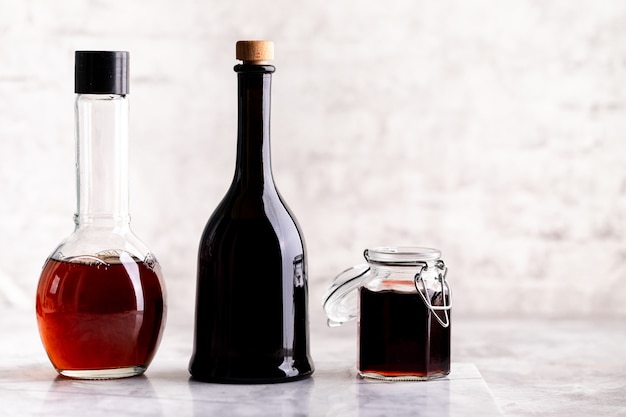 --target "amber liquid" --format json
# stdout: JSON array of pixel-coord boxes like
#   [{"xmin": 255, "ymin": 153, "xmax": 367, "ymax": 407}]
[
  {"xmin": 358, "ymin": 287, "xmax": 450, "ymax": 379},
  {"xmin": 36, "ymin": 256, "xmax": 165, "ymax": 373}
]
